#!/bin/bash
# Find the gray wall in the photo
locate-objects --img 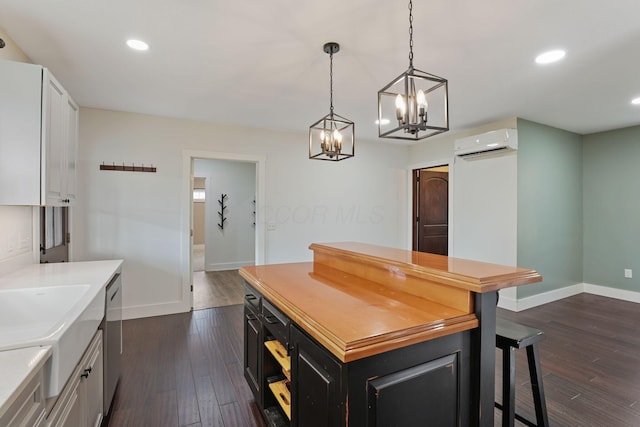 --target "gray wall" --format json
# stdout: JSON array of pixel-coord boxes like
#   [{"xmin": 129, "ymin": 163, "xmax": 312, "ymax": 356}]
[
  {"xmin": 516, "ymin": 119, "xmax": 583, "ymax": 298},
  {"xmin": 583, "ymin": 125, "xmax": 640, "ymax": 292},
  {"xmin": 194, "ymin": 159, "xmax": 256, "ymax": 271}
]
